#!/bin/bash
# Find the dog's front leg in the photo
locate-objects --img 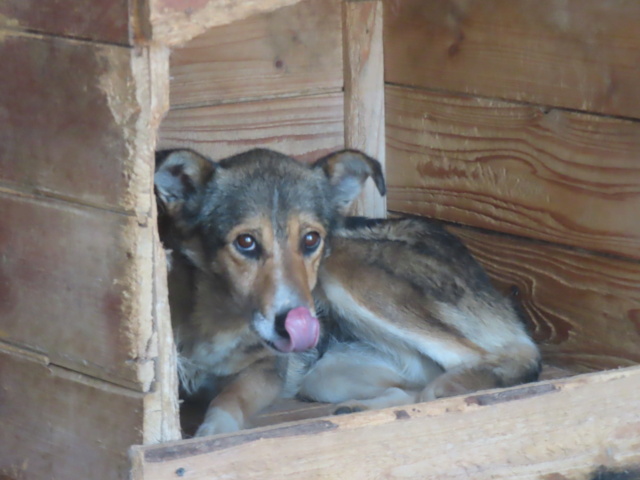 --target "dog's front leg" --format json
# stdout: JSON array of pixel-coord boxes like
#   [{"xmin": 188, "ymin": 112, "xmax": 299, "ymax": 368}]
[{"xmin": 196, "ymin": 357, "xmax": 284, "ymax": 437}]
